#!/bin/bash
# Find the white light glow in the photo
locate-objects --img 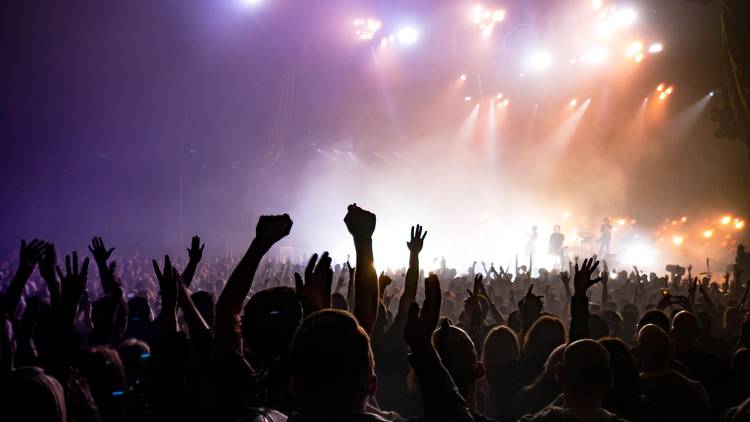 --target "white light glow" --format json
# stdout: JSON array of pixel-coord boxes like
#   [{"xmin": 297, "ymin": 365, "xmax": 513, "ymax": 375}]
[
  {"xmin": 527, "ymin": 51, "xmax": 552, "ymax": 72},
  {"xmin": 396, "ymin": 26, "xmax": 420, "ymax": 46},
  {"xmin": 648, "ymin": 42, "xmax": 663, "ymax": 53}
]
